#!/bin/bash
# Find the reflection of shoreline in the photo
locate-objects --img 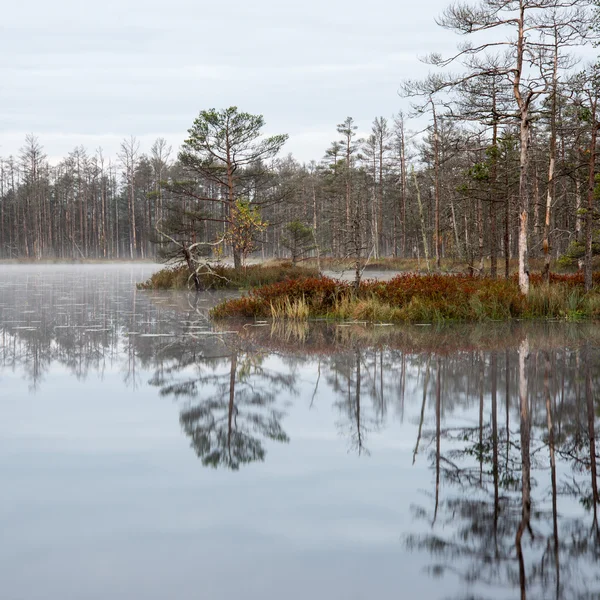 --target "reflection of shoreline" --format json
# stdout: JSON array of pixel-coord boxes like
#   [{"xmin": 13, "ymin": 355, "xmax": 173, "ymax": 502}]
[{"xmin": 216, "ymin": 319, "xmax": 600, "ymax": 357}]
